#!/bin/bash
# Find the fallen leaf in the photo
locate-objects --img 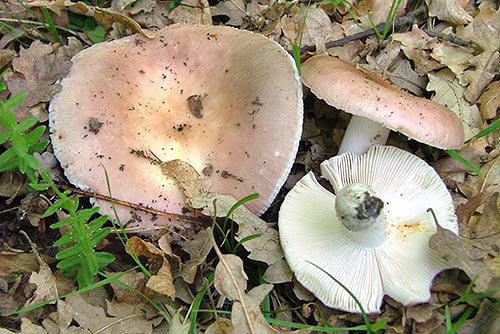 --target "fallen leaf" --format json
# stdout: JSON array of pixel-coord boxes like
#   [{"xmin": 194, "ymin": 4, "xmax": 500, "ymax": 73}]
[
  {"xmin": 125, "ymin": 236, "xmax": 175, "ymax": 299},
  {"xmin": 0, "ymin": 49, "xmax": 15, "ymax": 69},
  {"xmin": 427, "ymin": 69, "xmax": 483, "ymax": 140},
  {"xmin": 457, "ymin": 298, "xmax": 500, "ymax": 334},
  {"xmin": 178, "ymin": 228, "xmax": 213, "ymax": 284},
  {"xmin": 429, "ymin": 224, "xmax": 499, "ymax": 294},
  {"xmin": 189, "ymin": 193, "xmax": 284, "ymax": 265},
  {"xmin": 108, "ymin": 271, "xmax": 147, "ymax": 303},
  {"xmin": 456, "ymin": 7, "xmax": 500, "ymax": 103},
  {"xmin": 392, "ymin": 26, "xmax": 444, "ymax": 75},
  {"xmin": 211, "ymin": 0, "xmax": 247, "ymax": 26},
  {"xmin": 426, "ymin": 0, "xmax": 473, "ymax": 24},
  {"xmin": 262, "ymin": 258, "xmax": 293, "ymax": 284},
  {"xmin": 168, "ymin": 310, "xmax": 190, "ymax": 334},
  {"xmin": 161, "ymin": 159, "xmax": 209, "ymax": 199},
  {"xmin": 169, "ymin": 0, "xmax": 212, "ymax": 25},
  {"xmin": 0, "ymin": 172, "xmax": 28, "ymax": 200},
  {"xmin": 7, "ymin": 40, "xmax": 71, "ymax": 121},
  {"xmin": 54, "ymin": 294, "xmax": 154, "ymax": 333},
  {"xmin": 478, "ymin": 80, "xmax": 500, "ymax": 120},
  {"xmin": 20, "ymin": 317, "xmax": 47, "ymax": 334}
]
